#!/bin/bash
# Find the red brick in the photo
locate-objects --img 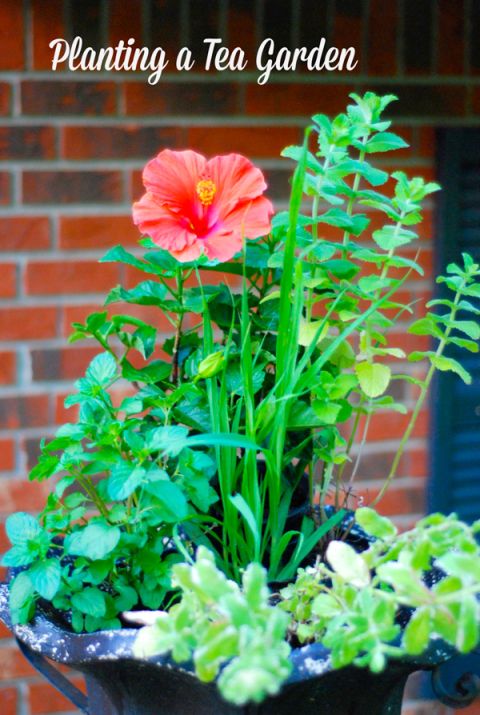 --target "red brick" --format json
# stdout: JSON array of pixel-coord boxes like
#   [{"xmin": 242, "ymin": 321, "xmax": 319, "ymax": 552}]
[
  {"xmin": 54, "ymin": 392, "xmax": 79, "ymax": 424},
  {"xmin": 408, "ymin": 449, "xmax": 428, "ymax": 478},
  {"xmin": 59, "ymin": 215, "xmax": 138, "ymax": 250},
  {"xmin": 472, "ymin": 88, "xmax": 480, "ymax": 116},
  {"xmin": 401, "ymin": 701, "xmax": 450, "ymax": 715},
  {"xmin": 131, "ymin": 169, "xmax": 144, "ymax": 201},
  {"xmin": 63, "ymin": 125, "xmax": 181, "ymax": 160},
  {"xmin": 0, "ymin": 439, "xmax": 15, "ymax": 472},
  {"xmin": 0, "ymin": 172, "xmax": 11, "ymax": 205},
  {"xmin": 109, "ymin": 0, "xmax": 143, "ymax": 45},
  {"xmin": 246, "ymin": 84, "xmax": 357, "ymax": 116},
  {"xmin": 359, "ymin": 409, "xmax": 429, "ymax": 443},
  {"xmin": 366, "ymin": 0, "xmax": 398, "ymax": 75},
  {"xmin": 0, "ymin": 3, "xmax": 23, "ymax": 69},
  {"xmin": 0, "ymin": 83, "xmax": 11, "ymax": 115},
  {"xmin": 227, "ymin": 2, "xmax": 257, "ymax": 66},
  {"xmin": 0, "ymin": 647, "xmax": 36, "ymax": 678},
  {"xmin": 0, "ymin": 306, "xmax": 57, "ymax": 340},
  {"xmin": 22, "ymin": 81, "xmax": 116, "ymax": 115},
  {"xmin": 32, "ymin": 0, "xmax": 65, "ymax": 70},
  {"xmin": 61, "ymin": 303, "xmax": 103, "ymax": 337},
  {"xmin": 31, "ymin": 346, "xmax": 99, "ymax": 382},
  {"xmin": 0, "ymin": 264, "xmax": 16, "ymax": 299},
  {"xmin": 0, "ymin": 614, "xmax": 12, "ymax": 640},
  {"xmin": 124, "ymin": 83, "xmax": 239, "ymax": 116},
  {"xmin": 61, "ymin": 302, "xmax": 173, "ymax": 338},
  {"xmin": 0, "ymin": 479, "xmax": 53, "ymax": 516},
  {"xmin": 0, "ymin": 351, "xmax": 16, "ymax": 386},
  {"xmin": 188, "ymin": 126, "xmax": 301, "ymax": 159},
  {"xmin": 438, "ymin": 0, "xmax": 465, "ymax": 74},
  {"xmin": 23, "ymin": 171, "xmax": 123, "ymax": 205},
  {"xmin": 417, "ymin": 127, "xmax": 436, "ymax": 158},
  {"xmin": 29, "ymin": 679, "xmax": 85, "ymax": 714},
  {"xmin": 0, "ymin": 217, "xmax": 51, "ymax": 251},
  {"xmin": 0, "ymin": 686, "xmax": 17, "ymax": 715},
  {"xmin": 0, "ymin": 395, "xmax": 49, "ymax": 429},
  {"xmin": 332, "ymin": 3, "xmax": 363, "ymax": 73},
  {"xmin": 356, "ymin": 483, "xmax": 426, "ymax": 517},
  {"xmin": 25, "ymin": 260, "xmax": 120, "ymax": 296},
  {"xmin": 387, "ymin": 331, "xmax": 432, "ymax": 357},
  {"xmin": 0, "ymin": 127, "xmax": 55, "ymax": 160},
  {"xmin": 367, "ymin": 85, "xmax": 466, "ymax": 119}
]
